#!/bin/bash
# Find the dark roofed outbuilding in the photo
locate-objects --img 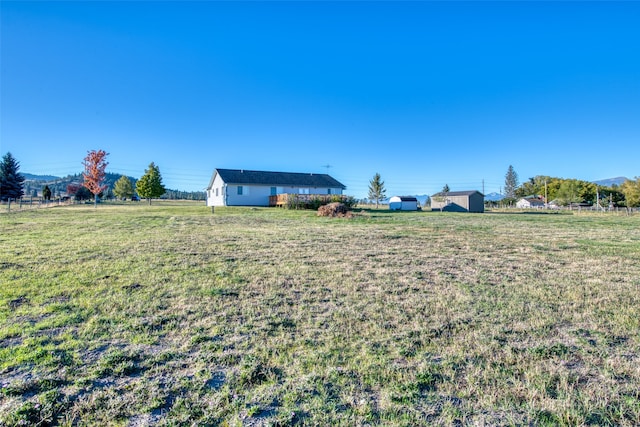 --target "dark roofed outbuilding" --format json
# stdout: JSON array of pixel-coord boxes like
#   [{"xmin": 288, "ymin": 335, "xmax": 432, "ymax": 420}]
[
  {"xmin": 389, "ymin": 196, "xmax": 419, "ymax": 211},
  {"xmin": 431, "ymin": 190, "xmax": 484, "ymax": 213}
]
